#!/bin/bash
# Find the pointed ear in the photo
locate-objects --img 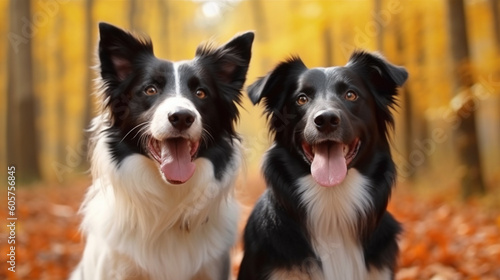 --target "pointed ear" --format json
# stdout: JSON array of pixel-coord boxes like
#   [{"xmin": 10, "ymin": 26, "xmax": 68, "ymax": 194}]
[
  {"xmin": 196, "ymin": 31, "xmax": 254, "ymax": 90},
  {"xmin": 247, "ymin": 57, "xmax": 307, "ymax": 114},
  {"xmin": 347, "ymin": 51, "xmax": 407, "ymax": 99},
  {"xmin": 98, "ymin": 22, "xmax": 154, "ymax": 82},
  {"xmin": 347, "ymin": 51, "xmax": 408, "ymax": 130}
]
